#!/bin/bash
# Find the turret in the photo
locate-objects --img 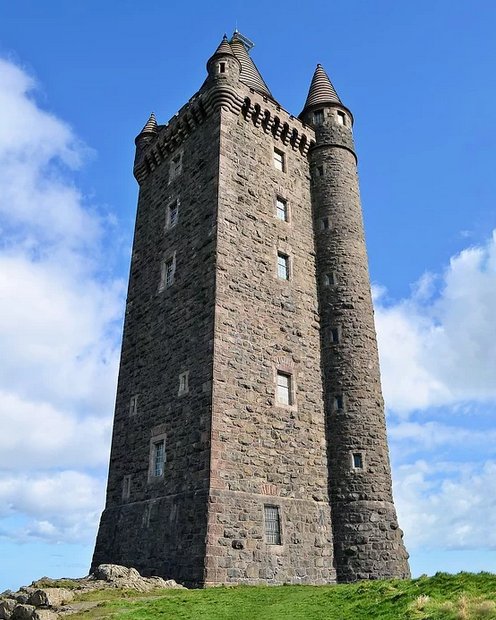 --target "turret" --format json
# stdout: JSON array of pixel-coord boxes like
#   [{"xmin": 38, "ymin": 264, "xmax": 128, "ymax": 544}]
[
  {"xmin": 133, "ymin": 113, "xmax": 159, "ymax": 181},
  {"xmin": 206, "ymin": 34, "xmax": 242, "ymax": 87},
  {"xmin": 302, "ymin": 65, "xmax": 410, "ymax": 581}
]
